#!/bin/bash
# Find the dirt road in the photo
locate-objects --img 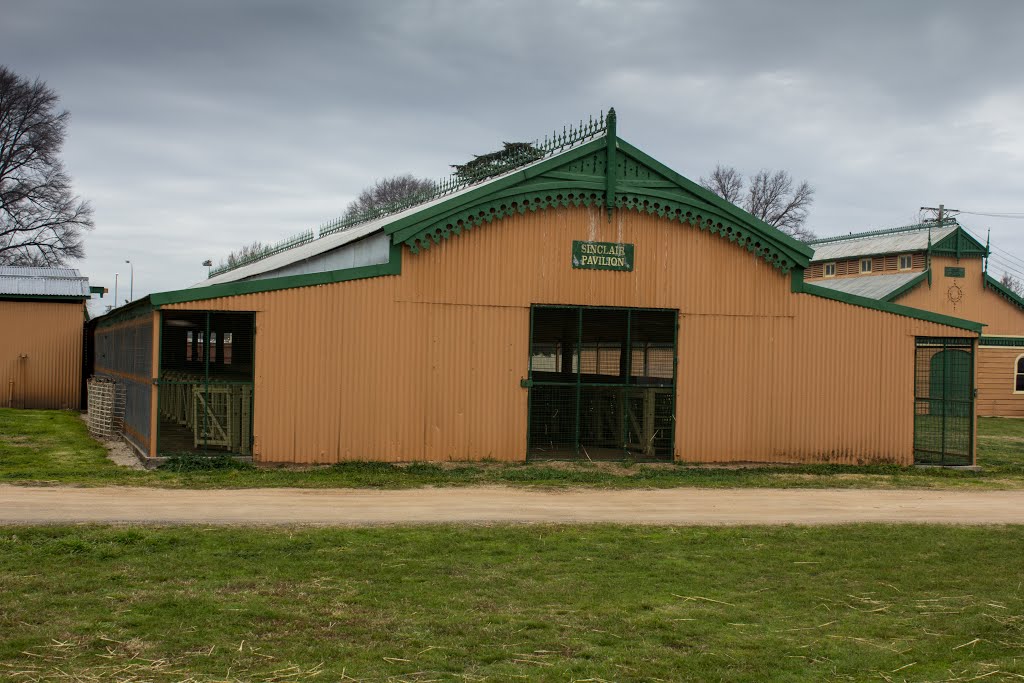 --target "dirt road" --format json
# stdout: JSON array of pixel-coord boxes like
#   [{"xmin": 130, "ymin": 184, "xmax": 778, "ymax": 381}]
[{"xmin": 3, "ymin": 485, "xmax": 1024, "ymax": 525}]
